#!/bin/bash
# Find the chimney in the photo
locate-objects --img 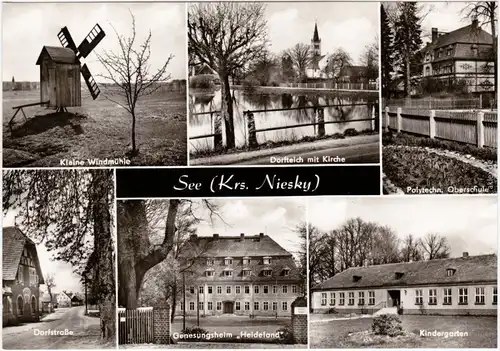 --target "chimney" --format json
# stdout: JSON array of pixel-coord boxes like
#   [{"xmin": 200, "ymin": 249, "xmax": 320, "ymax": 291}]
[
  {"xmin": 432, "ymin": 27, "xmax": 438, "ymax": 42},
  {"xmin": 472, "ymin": 18, "xmax": 479, "ymax": 28},
  {"xmin": 259, "ymin": 233, "xmax": 264, "ymax": 238},
  {"xmin": 213, "ymin": 233, "xmax": 219, "ymax": 239},
  {"xmin": 240, "ymin": 233, "xmax": 244, "ymax": 239},
  {"xmin": 463, "ymin": 252, "xmax": 469, "ymax": 258}
]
